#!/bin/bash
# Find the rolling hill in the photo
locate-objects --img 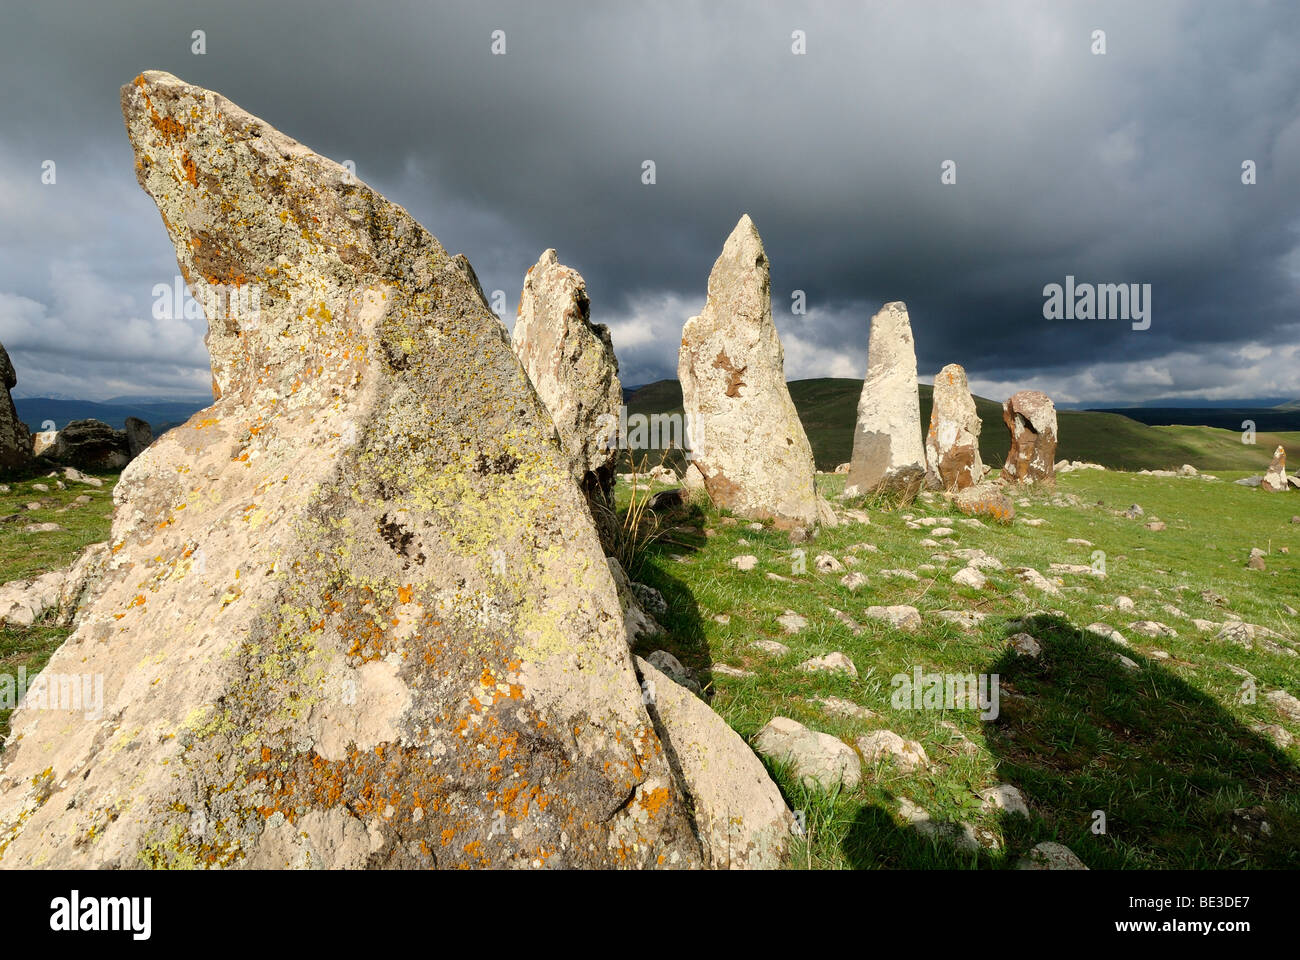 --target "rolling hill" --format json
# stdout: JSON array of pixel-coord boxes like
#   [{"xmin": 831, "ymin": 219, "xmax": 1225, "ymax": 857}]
[{"xmin": 623, "ymin": 378, "xmax": 1297, "ymax": 473}]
